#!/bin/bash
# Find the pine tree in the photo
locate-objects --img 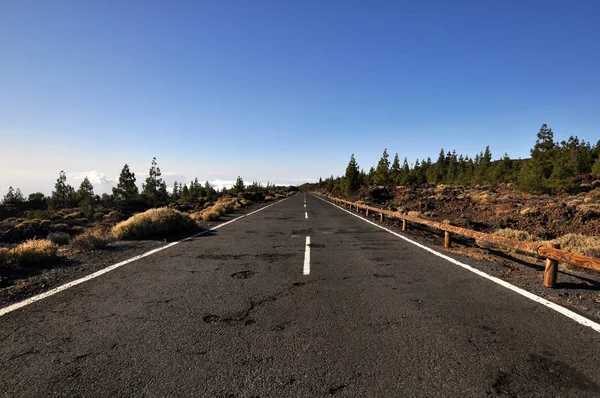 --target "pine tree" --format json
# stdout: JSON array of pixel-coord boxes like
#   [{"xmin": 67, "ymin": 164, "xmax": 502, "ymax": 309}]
[
  {"xmin": 172, "ymin": 181, "xmax": 180, "ymax": 201},
  {"xmin": 182, "ymin": 184, "xmax": 190, "ymax": 199},
  {"xmin": 2, "ymin": 186, "xmax": 25, "ymax": 204},
  {"xmin": 76, "ymin": 176, "xmax": 95, "ymax": 212},
  {"xmin": 113, "ymin": 164, "xmax": 139, "ymax": 201},
  {"xmin": 374, "ymin": 149, "xmax": 390, "ymax": 185},
  {"xmin": 205, "ymin": 181, "xmax": 216, "ymax": 202},
  {"xmin": 390, "ymin": 153, "xmax": 401, "ymax": 185},
  {"xmin": 142, "ymin": 157, "xmax": 168, "ymax": 206},
  {"xmin": 49, "ymin": 171, "xmax": 76, "ymax": 210},
  {"xmin": 342, "ymin": 154, "xmax": 360, "ymax": 196},
  {"xmin": 518, "ymin": 124, "xmax": 557, "ymax": 193},
  {"xmin": 592, "ymin": 156, "xmax": 600, "ymax": 176},
  {"xmin": 234, "ymin": 176, "xmax": 245, "ymax": 194}
]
